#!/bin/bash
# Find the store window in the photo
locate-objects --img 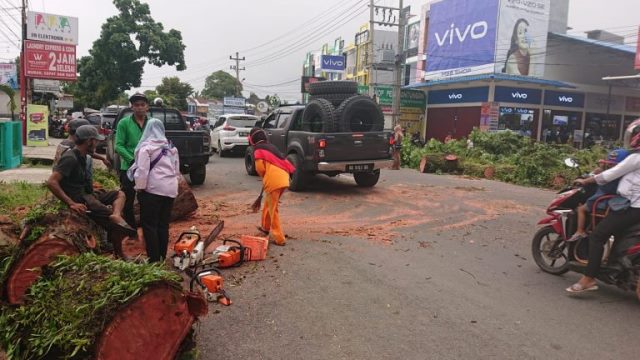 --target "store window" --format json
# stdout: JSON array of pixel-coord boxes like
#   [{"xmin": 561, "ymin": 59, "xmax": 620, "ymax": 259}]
[
  {"xmin": 498, "ymin": 107, "xmax": 535, "ymax": 137},
  {"xmin": 585, "ymin": 113, "xmax": 621, "ymax": 143},
  {"xmin": 541, "ymin": 110, "xmax": 581, "ymax": 145}
]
